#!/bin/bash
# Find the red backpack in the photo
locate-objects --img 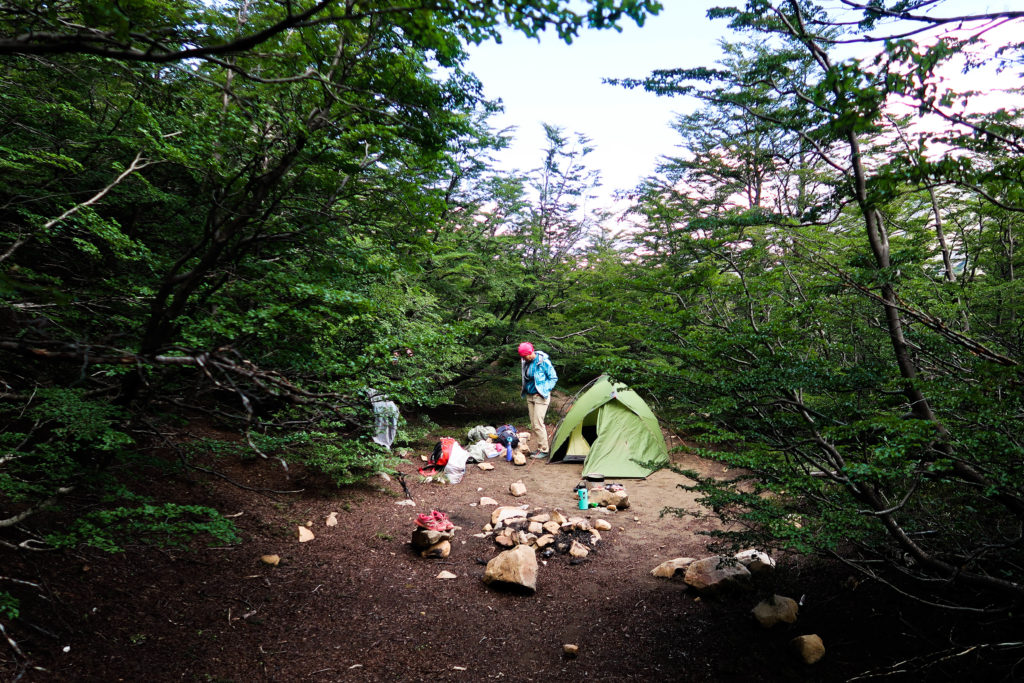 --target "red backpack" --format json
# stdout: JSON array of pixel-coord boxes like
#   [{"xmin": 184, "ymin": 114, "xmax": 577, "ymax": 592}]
[{"xmin": 419, "ymin": 437, "xmax": 454, "ymax": 476}]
